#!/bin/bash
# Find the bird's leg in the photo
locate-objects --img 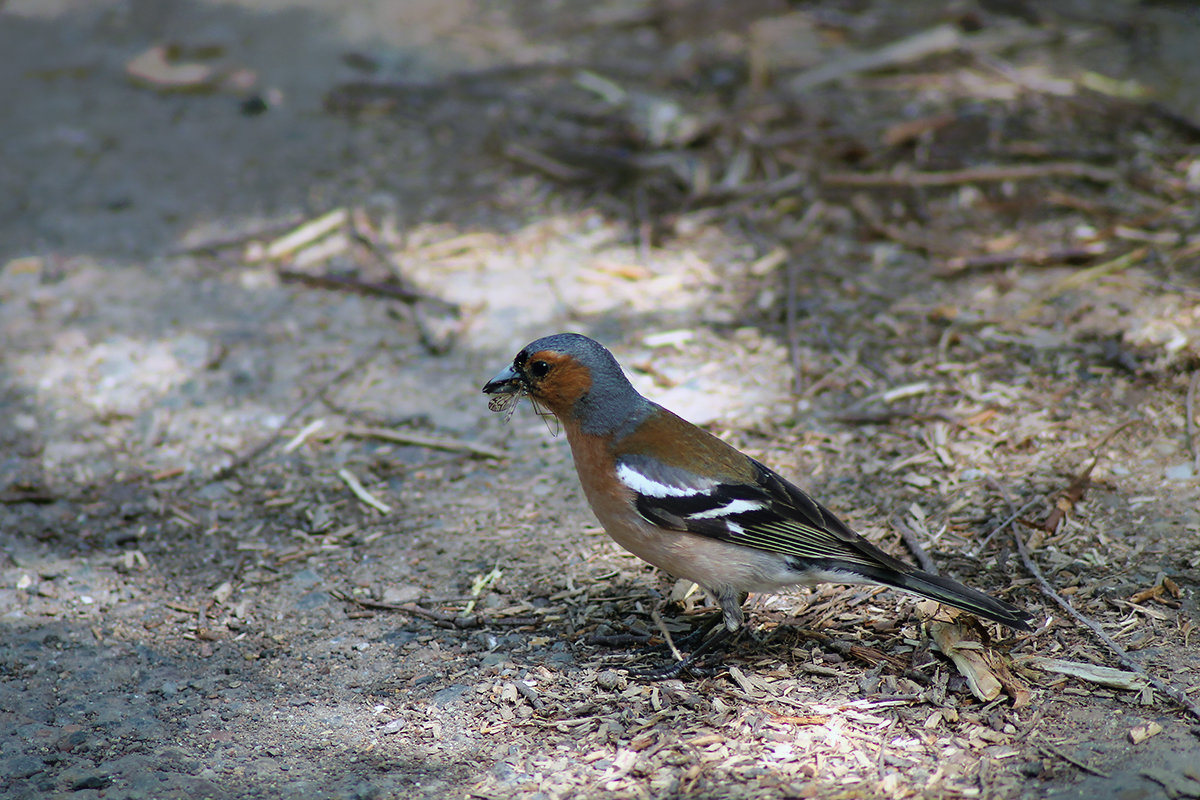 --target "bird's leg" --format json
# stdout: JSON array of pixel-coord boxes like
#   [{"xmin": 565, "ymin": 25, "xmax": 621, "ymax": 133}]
[
  {"xmin": 625, "ymin": 622, "xmax": 734, "ymax": 680},
  {"xmin": 624, "ymin": 590, "xmax": 748, "ymax": 680}
]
